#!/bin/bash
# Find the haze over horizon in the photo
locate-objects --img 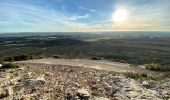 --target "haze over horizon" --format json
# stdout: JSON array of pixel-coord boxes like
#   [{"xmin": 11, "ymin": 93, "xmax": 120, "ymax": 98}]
[{"xmin": 0, "ymin": 0, "xmax": 170, "ymax": 32}]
